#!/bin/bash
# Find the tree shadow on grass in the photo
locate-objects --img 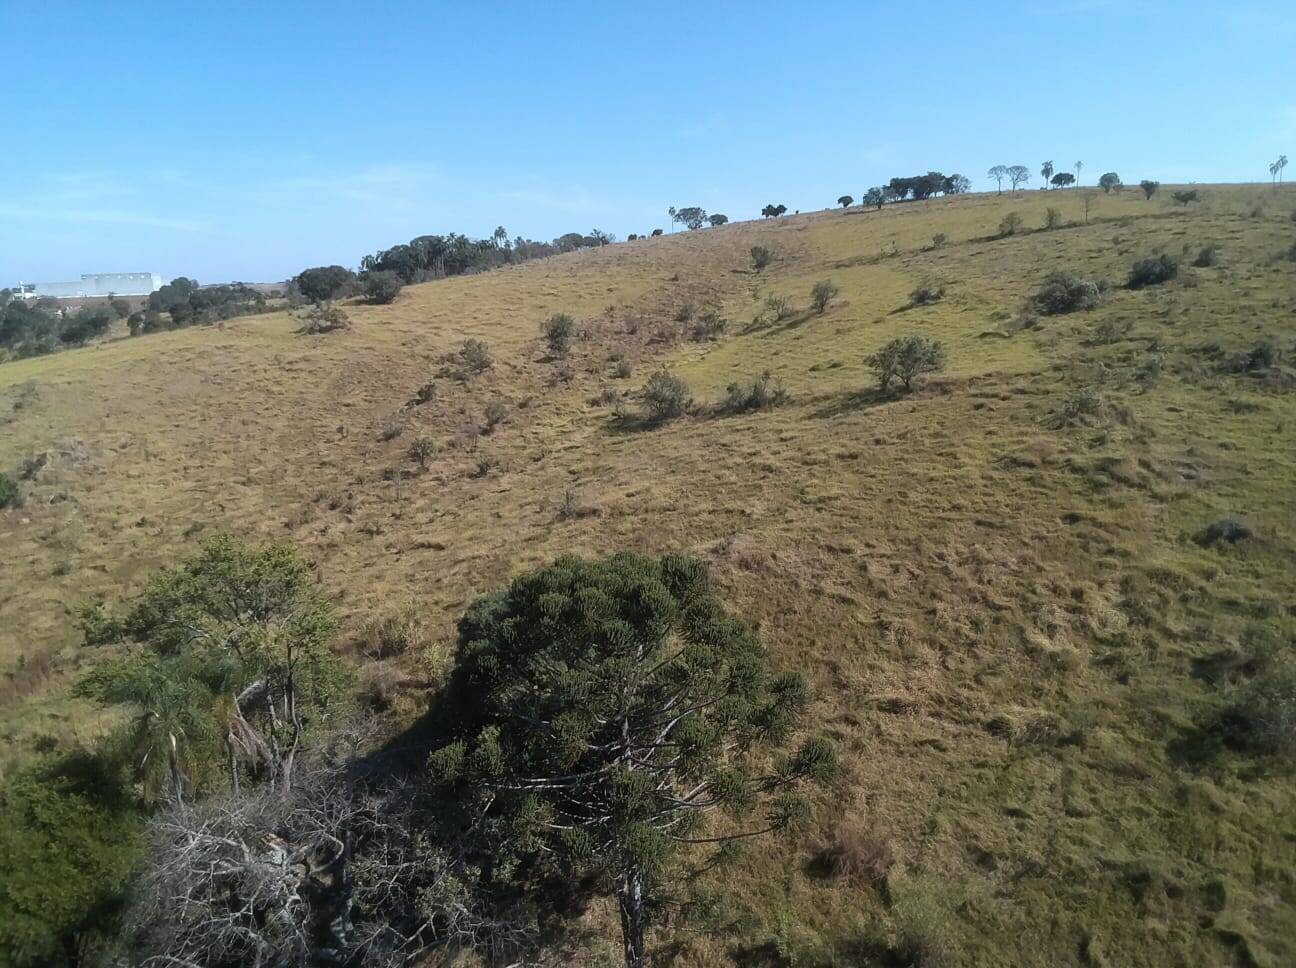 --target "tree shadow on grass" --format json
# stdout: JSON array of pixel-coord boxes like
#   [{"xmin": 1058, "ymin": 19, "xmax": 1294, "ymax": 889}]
[
  {"xmin": 741, "ymin": 309, "xmax": 820, "ymax": 338},
  {"xmin": 806, "ymin": 385, "xmax": 904, "ymax": 419}
]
